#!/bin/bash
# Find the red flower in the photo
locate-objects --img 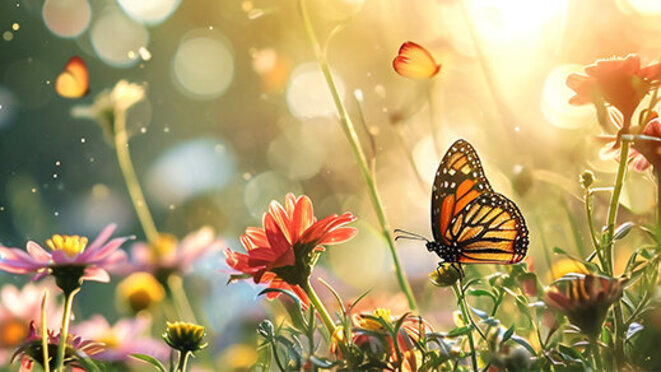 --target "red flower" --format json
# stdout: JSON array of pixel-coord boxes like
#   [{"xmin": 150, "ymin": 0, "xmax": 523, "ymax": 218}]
[
  {"xmin": 225, "ymin": 193, "xmax": 357, "ymax": 306},
  {"xmin": 567, "ymin": 54, "xmax": 661, "ymax": 127},
  {"xmin": 393, "ymin": 41, "xmax": 441, "ymax": 79}
]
